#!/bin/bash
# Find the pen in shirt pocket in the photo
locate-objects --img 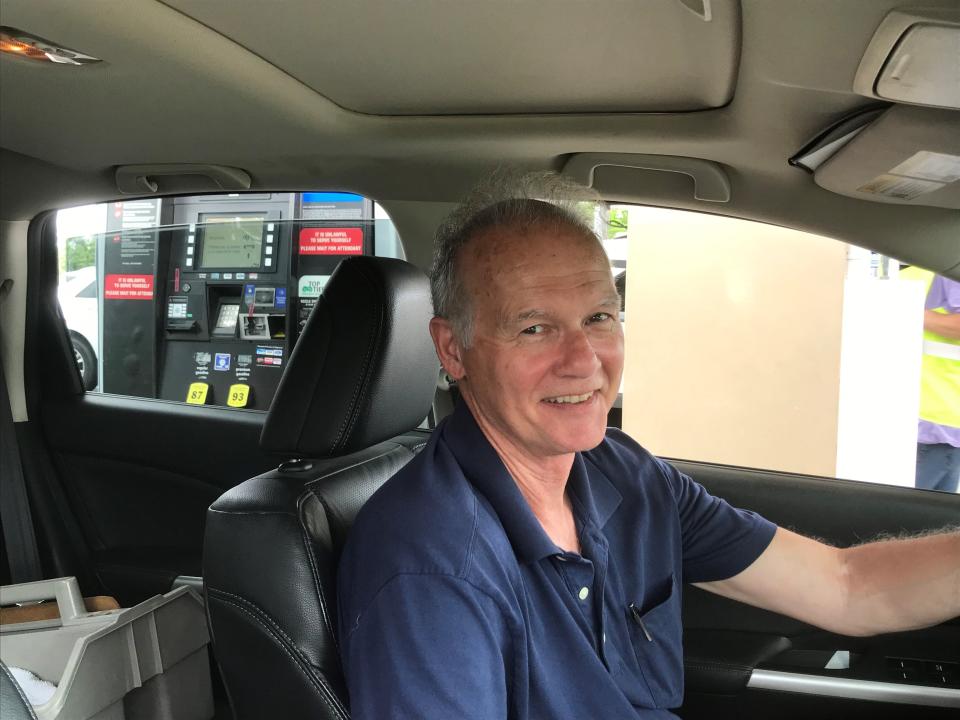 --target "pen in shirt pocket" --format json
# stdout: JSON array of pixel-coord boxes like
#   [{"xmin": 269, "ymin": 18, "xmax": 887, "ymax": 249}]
[{"xmin": 627, "ymin": 603, "xmax": 653, "ymax": 641}]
